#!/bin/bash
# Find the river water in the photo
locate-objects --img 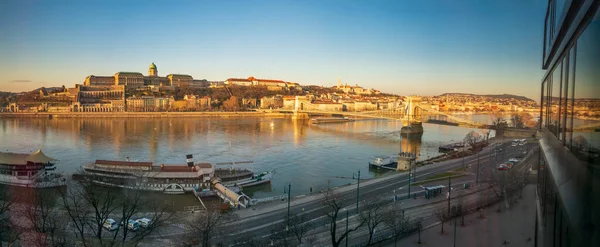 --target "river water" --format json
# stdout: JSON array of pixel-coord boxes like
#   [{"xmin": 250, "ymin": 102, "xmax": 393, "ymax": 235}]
[{"xmin": 0, "ymin": 114, "xmax": 505, "ymax": 199}]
